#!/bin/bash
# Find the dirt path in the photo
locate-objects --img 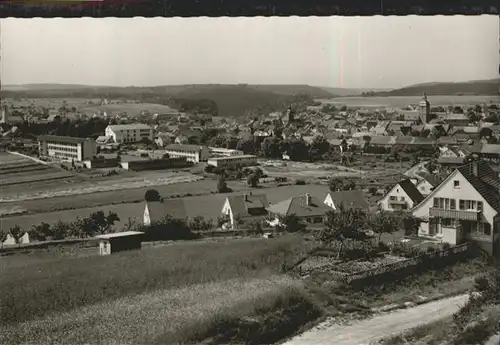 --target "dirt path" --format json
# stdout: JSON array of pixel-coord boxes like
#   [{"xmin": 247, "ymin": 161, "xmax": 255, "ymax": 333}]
[{"xmin": 283, "ymin": 294, "xmax": 469, "ymax": 345}]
